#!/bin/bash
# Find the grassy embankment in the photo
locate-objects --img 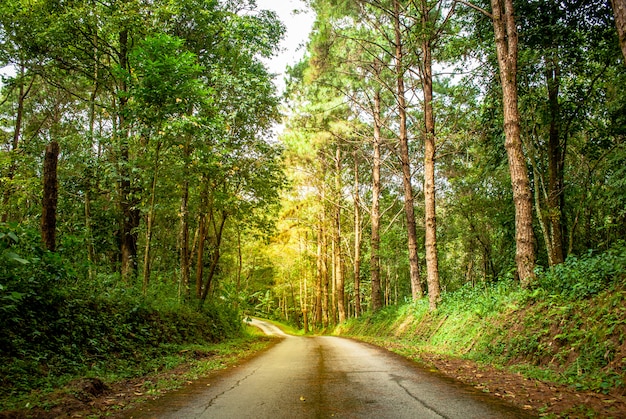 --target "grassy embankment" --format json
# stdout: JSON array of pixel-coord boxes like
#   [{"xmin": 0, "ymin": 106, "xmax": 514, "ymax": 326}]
[
  {"xmin": 0, "ymin": 227, "xmax": 276, "ymax": 415},
  {"xmin": 335, "ymin": 243, "xmax": 626, "ymax": 396}
]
